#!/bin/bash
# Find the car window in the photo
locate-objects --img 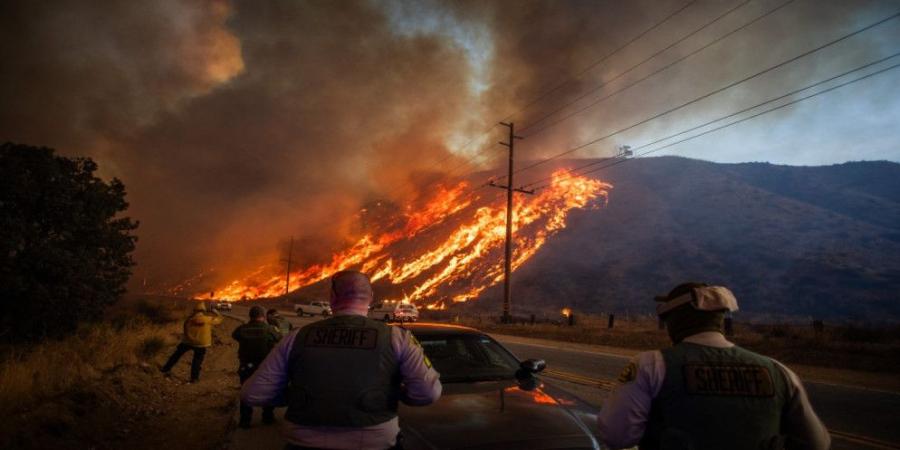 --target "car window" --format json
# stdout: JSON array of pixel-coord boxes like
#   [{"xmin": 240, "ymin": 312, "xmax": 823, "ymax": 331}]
[{"xmin": 416, "ymin": 333, "xmax": 520, "ymax": 382}]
